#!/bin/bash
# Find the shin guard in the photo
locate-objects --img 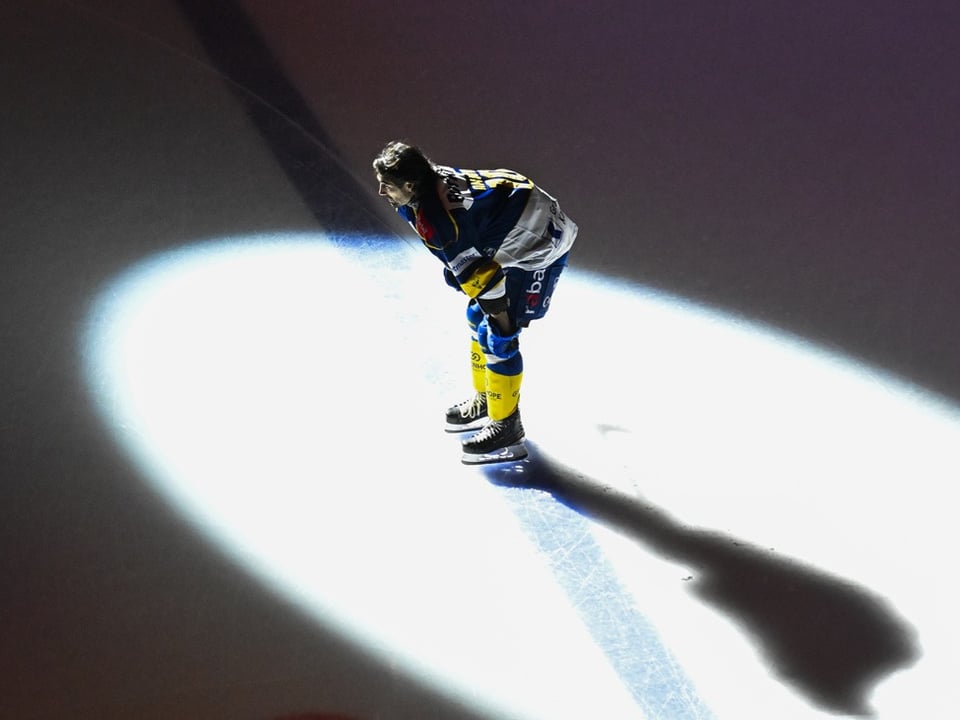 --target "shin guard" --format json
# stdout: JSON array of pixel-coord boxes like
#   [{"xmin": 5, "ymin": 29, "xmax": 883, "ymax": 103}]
[
  {"xmin": 467, "ymin": 301, "xmax": 487, "ymax": 393},
  {"xmin": 485, "ymin": 360, "xmax": 523, "ymax": 421},
  {"xmin": 471, "ymin": 339, "xmax": 486, "ymax": 393}
]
